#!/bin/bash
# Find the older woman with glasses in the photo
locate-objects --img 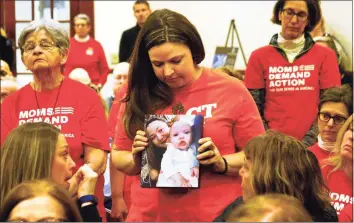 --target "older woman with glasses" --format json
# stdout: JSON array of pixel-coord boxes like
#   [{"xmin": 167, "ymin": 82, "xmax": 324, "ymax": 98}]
[
  {"xmin": 244, "ymin": 0, "xmax": 341, "ymax": 147},
  {"xmin": 309, "ymin": 85, "xmax": 352, "ymax": 162},
  {"xmin": 0, "ymin": 19, "xmax": 110, "ymax": 220}
]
